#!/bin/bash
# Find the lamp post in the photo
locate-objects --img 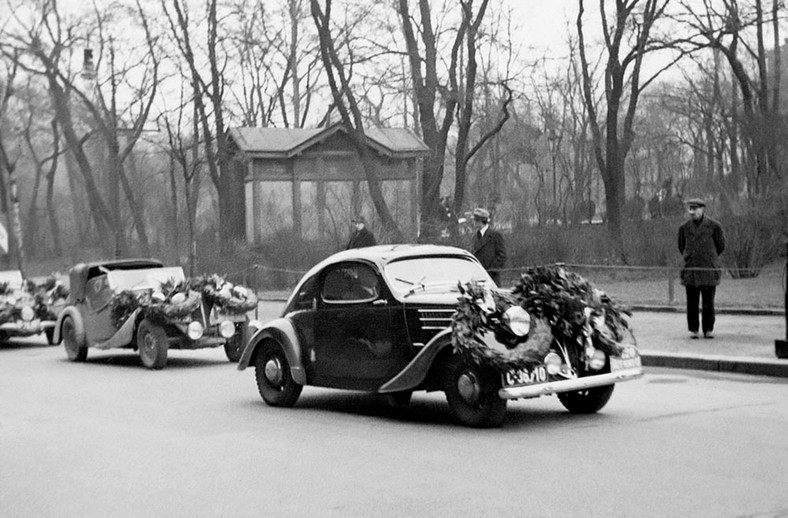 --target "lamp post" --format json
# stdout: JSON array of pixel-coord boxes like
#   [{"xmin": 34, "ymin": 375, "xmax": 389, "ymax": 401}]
[
  {"xmin": 82, "ymin": 47, "xmax": 122, "ymax": 259},
  {"xmin": 547, "ymin": 130, "xmax": 561, "ymax": 206}
]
